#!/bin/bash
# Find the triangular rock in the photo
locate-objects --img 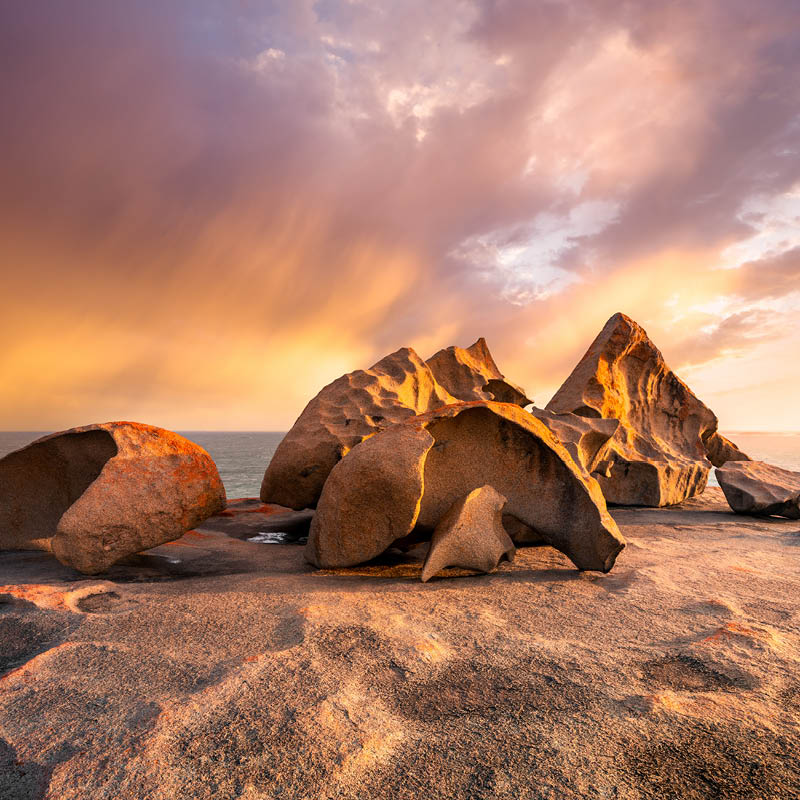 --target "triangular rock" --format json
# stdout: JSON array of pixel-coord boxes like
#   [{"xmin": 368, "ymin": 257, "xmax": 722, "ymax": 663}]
[{"xmin": 547, "ymin": 313, "xmax": 749, "ymax": 506}]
